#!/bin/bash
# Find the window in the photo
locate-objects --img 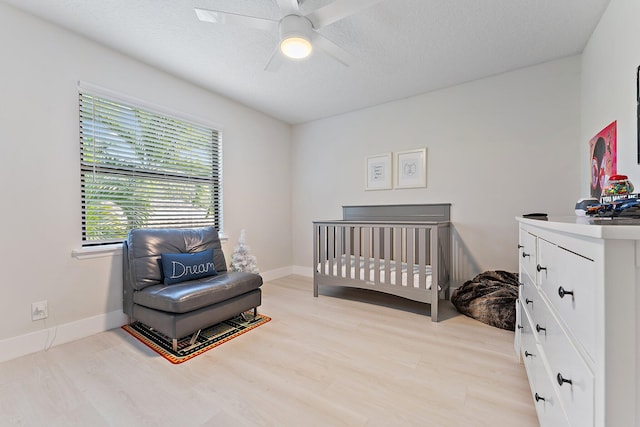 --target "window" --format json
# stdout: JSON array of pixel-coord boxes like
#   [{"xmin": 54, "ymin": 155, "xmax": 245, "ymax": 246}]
[{"xmin": 79, "ymin": 92, "xmax": 222, "ymax": 245}]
